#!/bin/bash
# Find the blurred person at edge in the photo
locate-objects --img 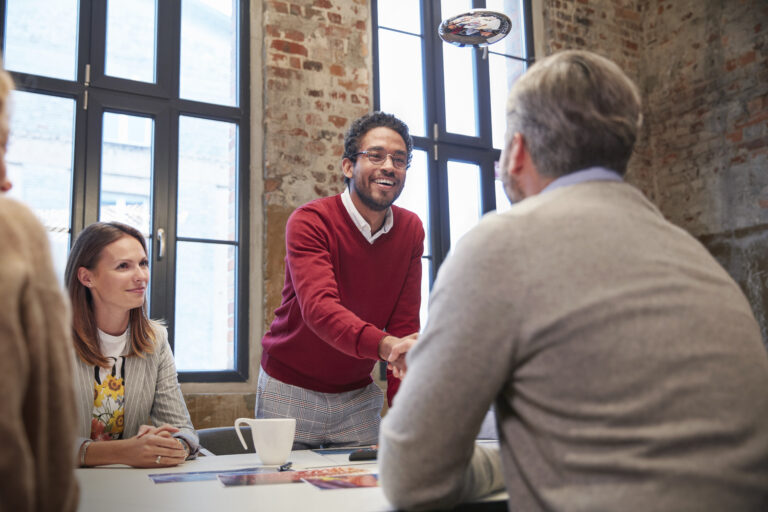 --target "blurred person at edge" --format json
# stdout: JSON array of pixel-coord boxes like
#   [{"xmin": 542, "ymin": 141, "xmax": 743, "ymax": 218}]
[{"xmin": 0, "ymin": 58, "xmax": 79, "ymax": 511}]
